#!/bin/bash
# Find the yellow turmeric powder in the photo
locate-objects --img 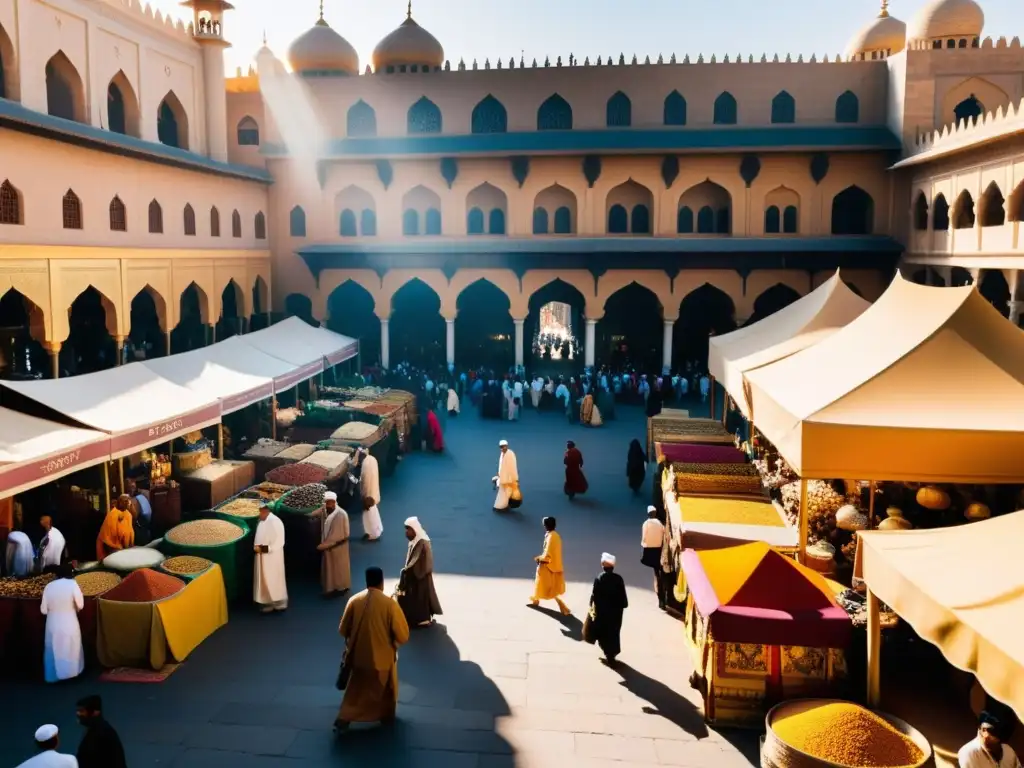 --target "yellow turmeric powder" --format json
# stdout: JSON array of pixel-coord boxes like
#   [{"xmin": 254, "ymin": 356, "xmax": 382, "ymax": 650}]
[{"xmin": 772, "ymin": 702, "xmax": 924, "ymax": 767}]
